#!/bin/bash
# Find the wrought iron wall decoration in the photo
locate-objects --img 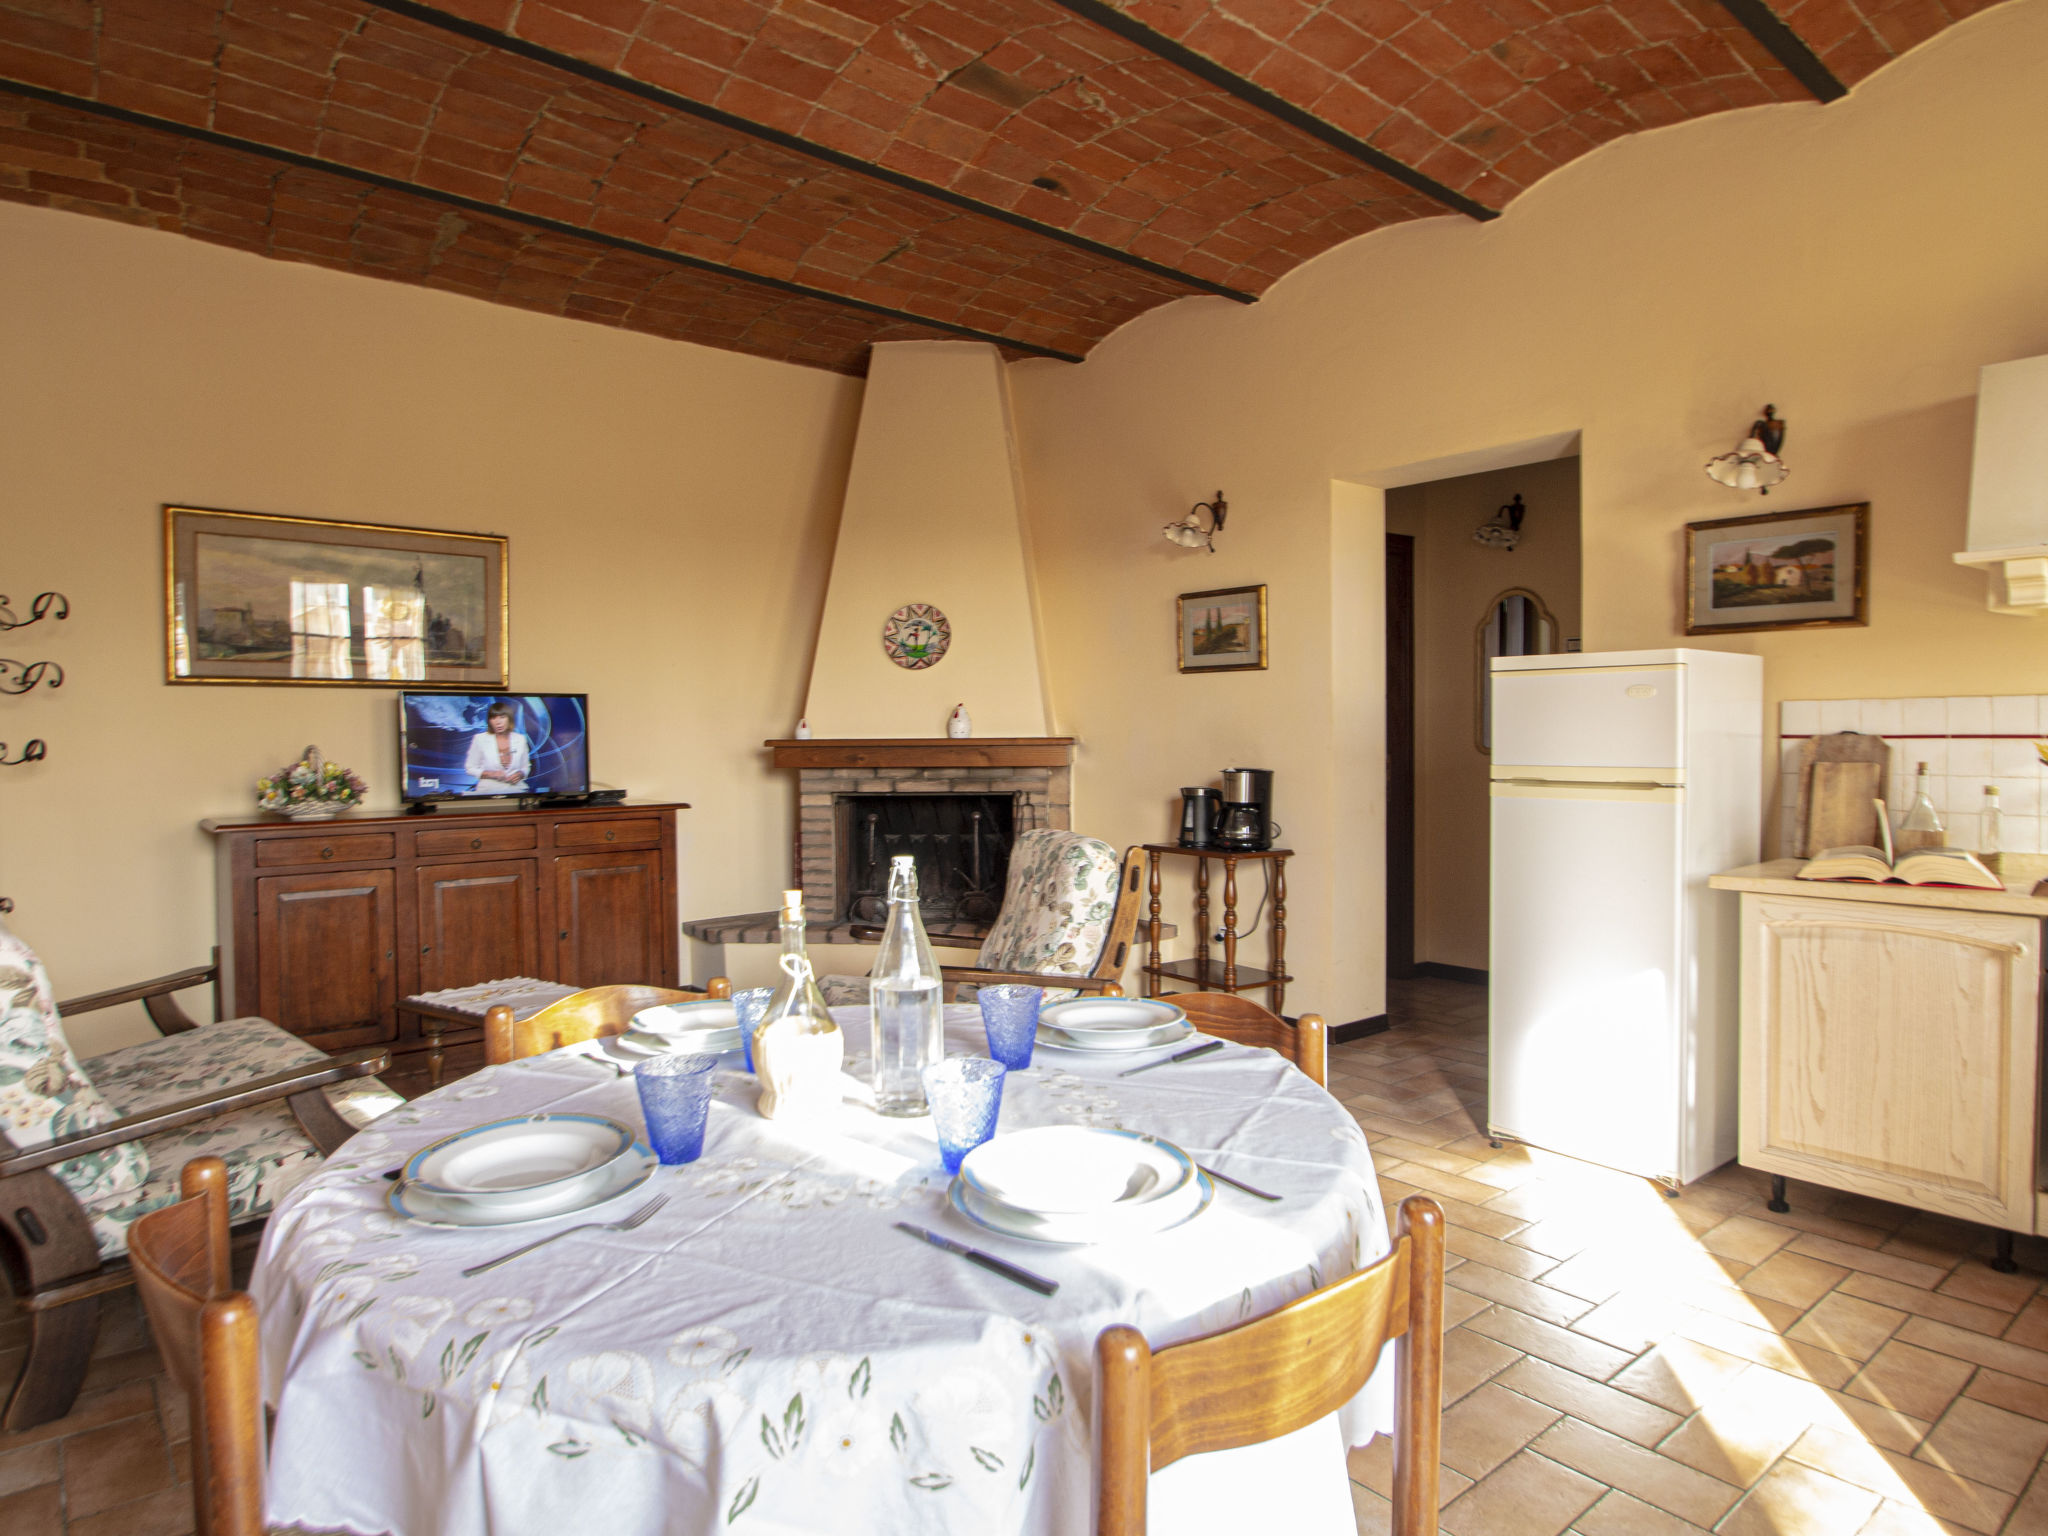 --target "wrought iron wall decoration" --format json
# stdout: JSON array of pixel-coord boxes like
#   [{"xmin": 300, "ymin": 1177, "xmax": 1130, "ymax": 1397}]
[
  {"xmin": 0, "ymin": 660, "xmax": 61, "ymax": 695},
  {"xmin": 0, "ymin": 592, "xmax": 69, "ymax": 630},
  {"xmin": 0, "ymin": 589, "xmax": 65, "ymax": 764}
]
